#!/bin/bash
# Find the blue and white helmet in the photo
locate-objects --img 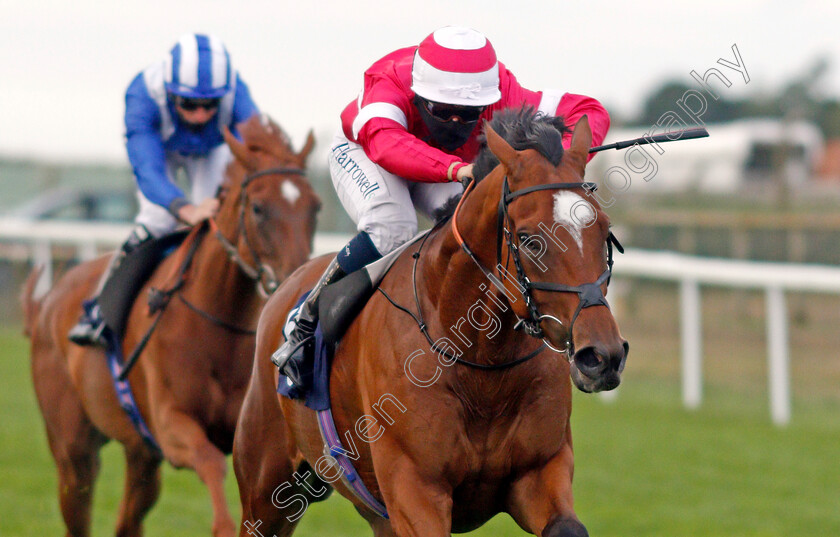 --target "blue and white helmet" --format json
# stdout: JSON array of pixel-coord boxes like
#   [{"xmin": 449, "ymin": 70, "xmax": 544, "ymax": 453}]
[{"xmin": 164, "ymin": 33, "xmax": 233, "ymax": 99}]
